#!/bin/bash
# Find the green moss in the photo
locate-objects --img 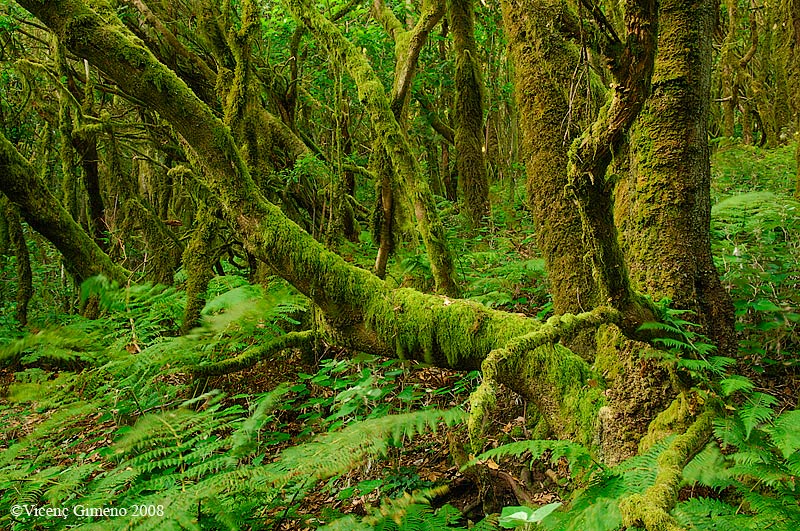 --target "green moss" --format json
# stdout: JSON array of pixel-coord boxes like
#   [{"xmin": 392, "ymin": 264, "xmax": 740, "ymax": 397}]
[
  {"xmin": 468, "ymin": 366, "xmax": 499, "ymax": 450},
  {"xmin": 593, "ymin": 324, "xmax": 625, "ymax": 381},
  {"xmin": 181, "ymin": 205, "xmax": 218, "ymax": 333},
  {"xmin": 619, "ymin": 407, "xmax": 714, "ymax": 531},
  {"xmin": 638, "ymin": 393, "xmax": 693, "ymax": 453},
  {"xmin": 0, "ymin": 129, "xmax": 127, "ymax": 284},
  {"xmin": 500, "ymin": 0, "xmax": 599, "ymax": 315},
  {"xmin": 467, "ymin": 308, "xmax": 620, "ymax": 449}
]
